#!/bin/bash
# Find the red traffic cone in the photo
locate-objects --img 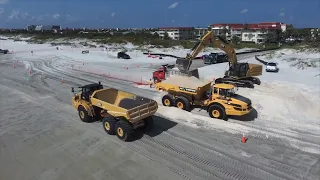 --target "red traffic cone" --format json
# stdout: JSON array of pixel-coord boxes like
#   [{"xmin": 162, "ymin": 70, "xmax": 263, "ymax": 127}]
[{"xmin": 241, "ymin": 135, "xmax": 247, "ymax": 143}]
